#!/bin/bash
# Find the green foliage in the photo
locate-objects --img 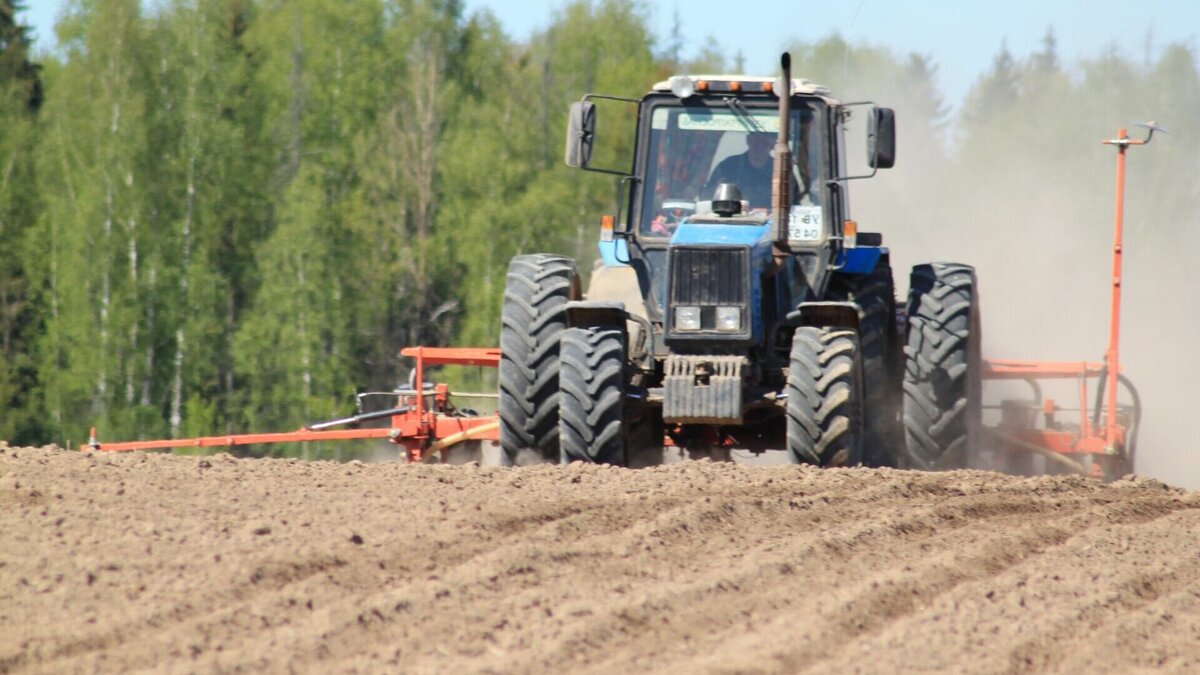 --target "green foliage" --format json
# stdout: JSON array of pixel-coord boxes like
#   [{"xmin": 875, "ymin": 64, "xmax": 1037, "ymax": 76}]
[{"xmin": 0, "ymin": 0, "xmax": 42, "ymax": 443}]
